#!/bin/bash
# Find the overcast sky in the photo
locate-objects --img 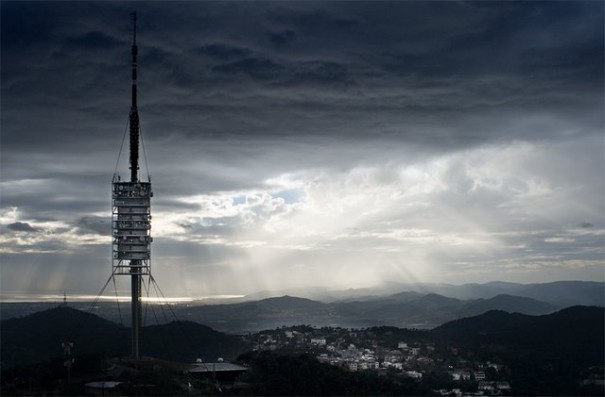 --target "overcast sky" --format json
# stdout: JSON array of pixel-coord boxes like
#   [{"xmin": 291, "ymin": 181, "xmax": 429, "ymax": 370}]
[{"xmin": 1, "ymin": 1, "xmax": 604, "ymax": 298}]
